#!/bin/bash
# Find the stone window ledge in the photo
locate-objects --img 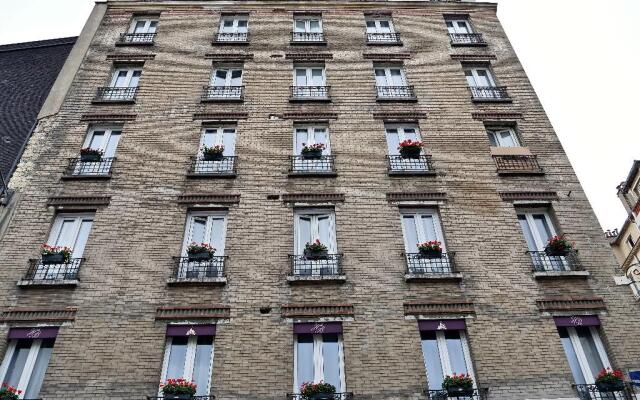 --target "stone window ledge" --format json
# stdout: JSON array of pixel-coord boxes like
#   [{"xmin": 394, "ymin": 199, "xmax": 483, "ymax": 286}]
[{"xmin": 405, "ymin": 273, "xmax": 463, "ymax": 282}]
